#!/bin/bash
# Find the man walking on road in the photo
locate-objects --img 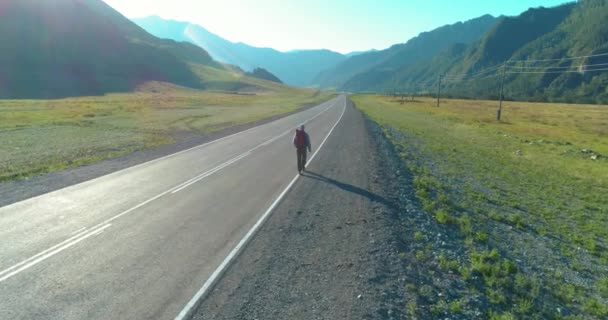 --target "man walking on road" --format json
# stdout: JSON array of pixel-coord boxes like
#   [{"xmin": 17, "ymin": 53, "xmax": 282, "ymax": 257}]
[{"xmin": 293, "ymin": 124, "xmax": 312, "ymax": 174}]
